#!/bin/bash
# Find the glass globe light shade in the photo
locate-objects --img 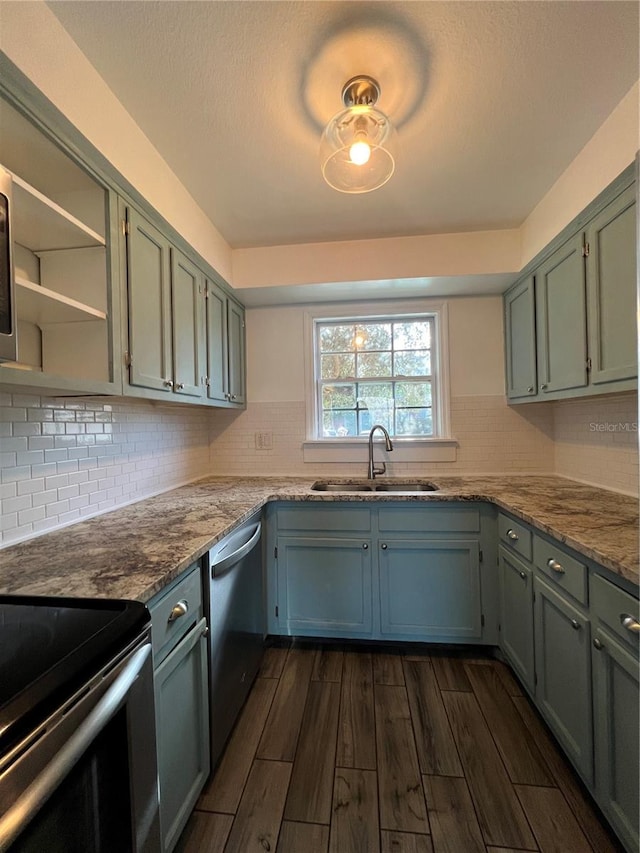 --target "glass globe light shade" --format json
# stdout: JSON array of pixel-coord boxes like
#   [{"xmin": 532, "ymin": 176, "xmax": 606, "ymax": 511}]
[{"xmin": 320, "ymin": 104, "xmax": 397, "ymax": 194}]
